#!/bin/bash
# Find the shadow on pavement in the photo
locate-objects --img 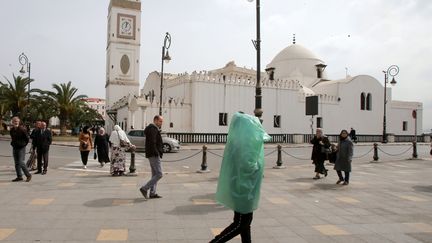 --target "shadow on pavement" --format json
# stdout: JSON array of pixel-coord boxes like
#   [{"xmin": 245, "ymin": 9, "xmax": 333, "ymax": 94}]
[
  {"xmin": 312, "ymin": 183, "xmax": 345, "ymax": 190},
  {"xmin": 413, "ymin": 185, "xmax": 432, "ymax": 193},
  {"xmin": 84, "ymin": 198, "xmax": 146, "ymax": 208},
  {"xmin": 287, "ymin": 177, "xmax": 314, "ymax": 183},
  {"xmin": 165, "ymin": 193, "xmax": 228, "ymax": 215}
]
